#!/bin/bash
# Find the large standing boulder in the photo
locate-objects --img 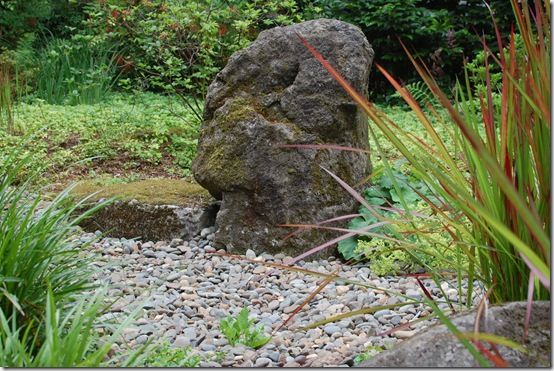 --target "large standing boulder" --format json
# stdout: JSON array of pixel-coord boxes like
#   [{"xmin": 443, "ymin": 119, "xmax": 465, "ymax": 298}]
[{"xmin": 192, "ymin": 19, "xmax": 373, "ymax": 257}]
